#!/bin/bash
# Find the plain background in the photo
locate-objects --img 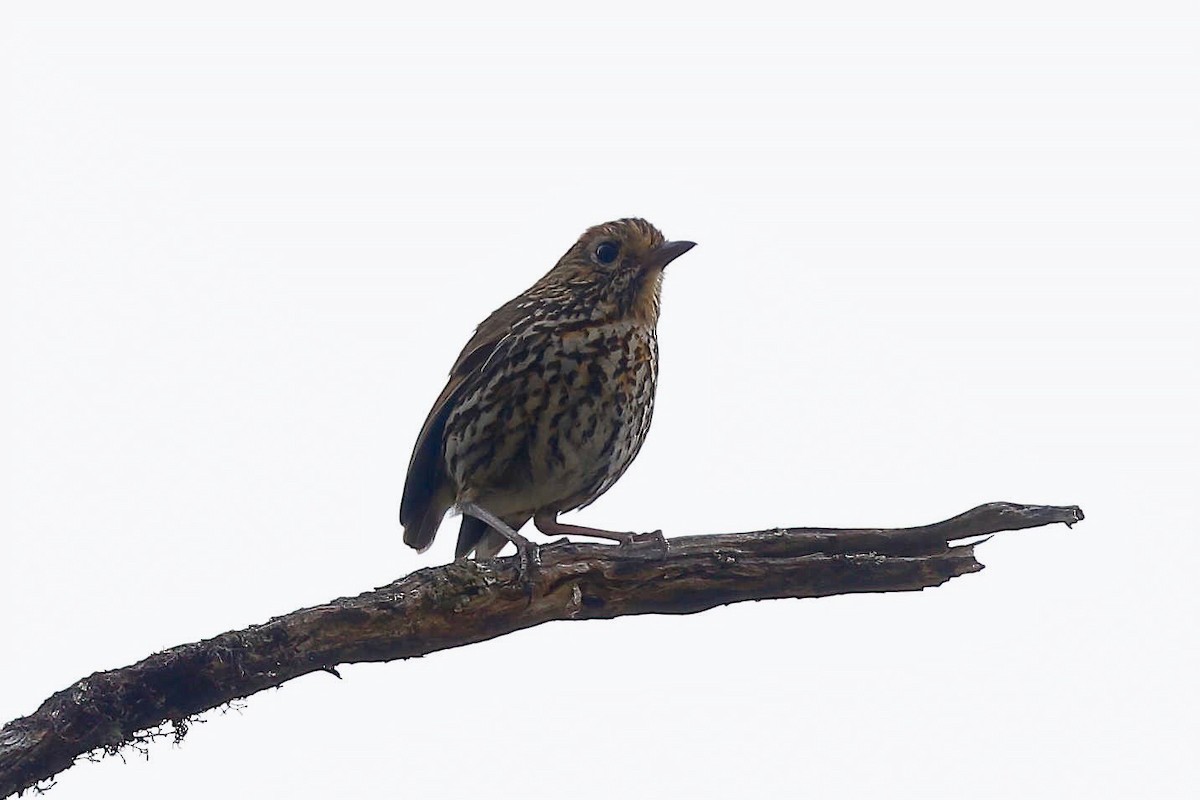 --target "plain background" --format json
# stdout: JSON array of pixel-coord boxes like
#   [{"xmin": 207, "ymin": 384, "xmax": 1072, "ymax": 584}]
[{"xmin": 2, "ymin": 1, "xmax": 1196, "ymax": 798}]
